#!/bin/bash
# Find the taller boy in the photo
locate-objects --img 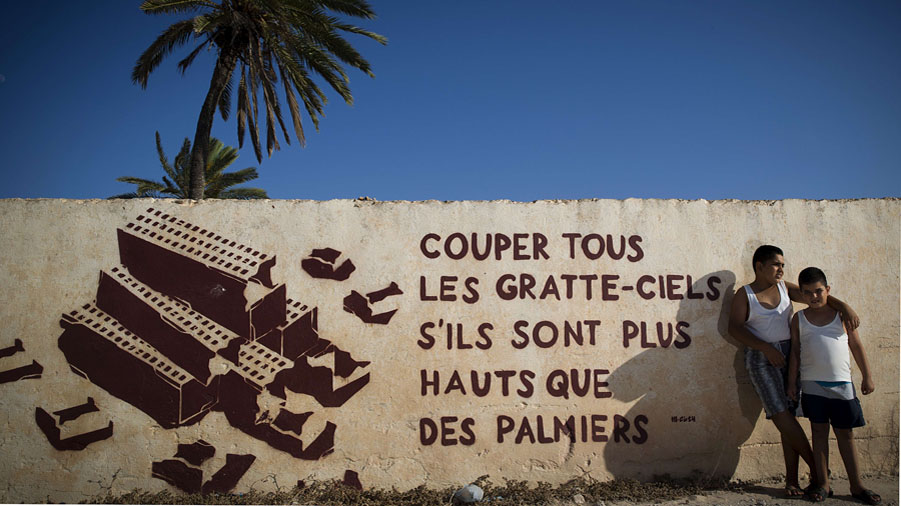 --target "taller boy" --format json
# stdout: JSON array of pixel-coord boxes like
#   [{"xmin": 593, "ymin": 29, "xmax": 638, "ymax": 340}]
[{"xmin": 728, "ymin": 245, "xmax": 859, "ymax": 497}]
